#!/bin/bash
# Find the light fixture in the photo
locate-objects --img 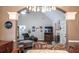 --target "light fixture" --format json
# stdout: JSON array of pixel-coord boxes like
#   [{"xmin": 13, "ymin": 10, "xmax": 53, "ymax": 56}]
[
  {"xmin": 66, "ymin": 12, "xmax": 77, "ymax": 20},
  {"xmin": 51, "ymin": 6, "xmax": 56, "ymax": 10},
  {"xmin": 20, "ymin": 10, "xmax": 27, "ymax": 14},
  {"xmin": 42, "ymin": 6, "xmax": 46, "ymax": 12},
  {"xmin": 20, "ymin": 6, "xmax": 56, "ymax": 14},
  {"xmin": 36, "ymin": 6, "xmax": 40, "ymax": 12}
]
